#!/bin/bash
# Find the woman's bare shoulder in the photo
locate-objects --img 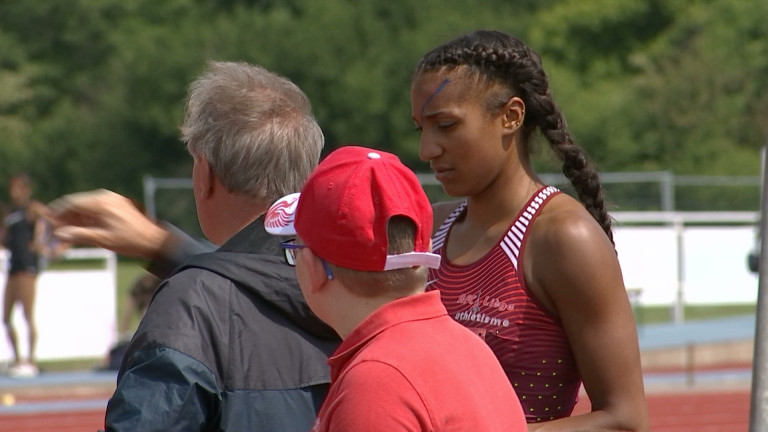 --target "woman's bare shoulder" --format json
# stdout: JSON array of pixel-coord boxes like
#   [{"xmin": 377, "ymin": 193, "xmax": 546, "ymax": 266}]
[
  {"xmin": 430, "ymin": 200, "xmax": 465, "ymax": 233},
  {"xmin": 531, "ymin": 194, "xmax": 608, "ymax": 247}
]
